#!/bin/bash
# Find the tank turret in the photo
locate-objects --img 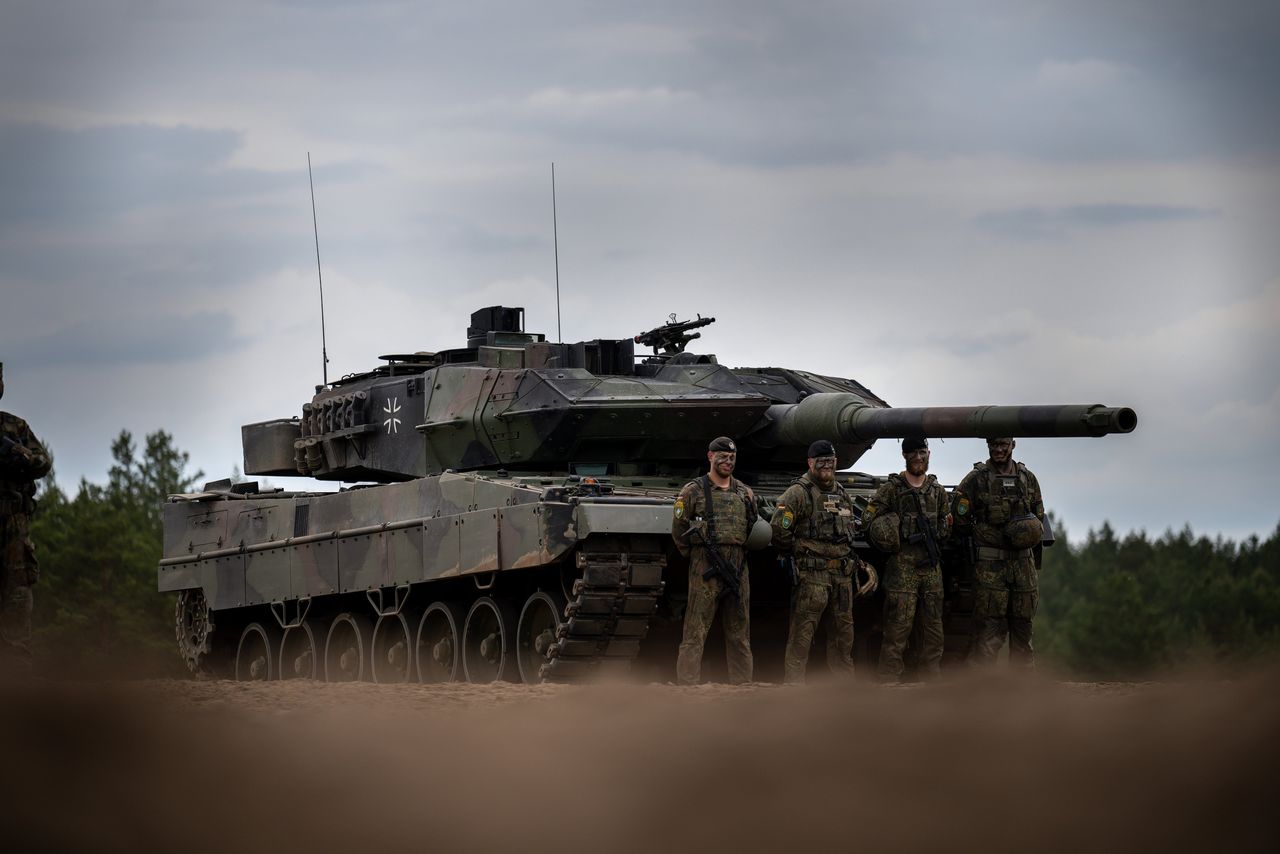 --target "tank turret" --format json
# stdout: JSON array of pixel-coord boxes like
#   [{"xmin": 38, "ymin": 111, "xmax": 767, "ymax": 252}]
[{"xmin": 242, "ymin": 307, "xmax": 1135, "ymax": 482}]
